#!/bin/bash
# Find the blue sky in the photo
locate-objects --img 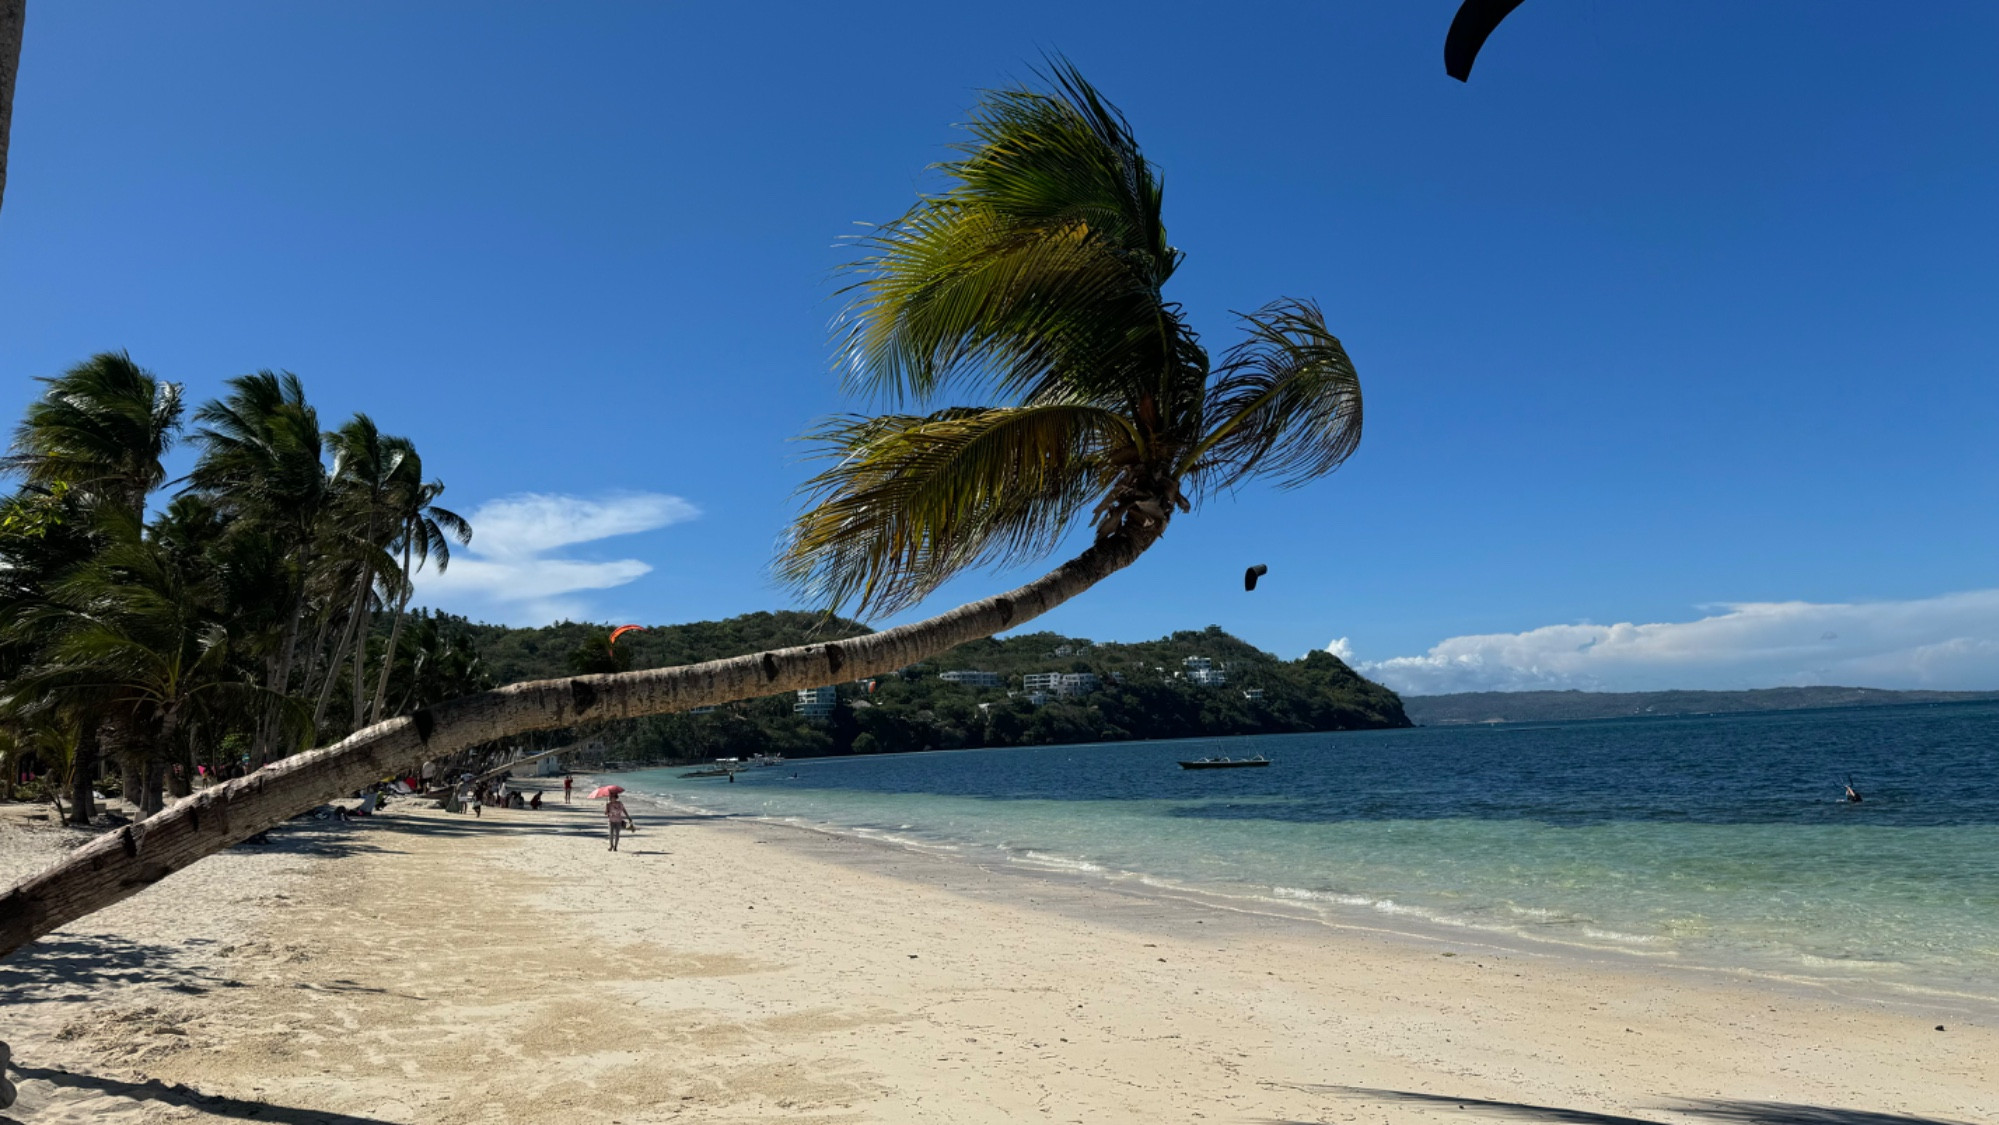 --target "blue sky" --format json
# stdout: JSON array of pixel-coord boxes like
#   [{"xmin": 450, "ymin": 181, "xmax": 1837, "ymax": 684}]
[{"xmin": 4, "ymin": 2, "xmax": 1996, "ymax": 692}]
